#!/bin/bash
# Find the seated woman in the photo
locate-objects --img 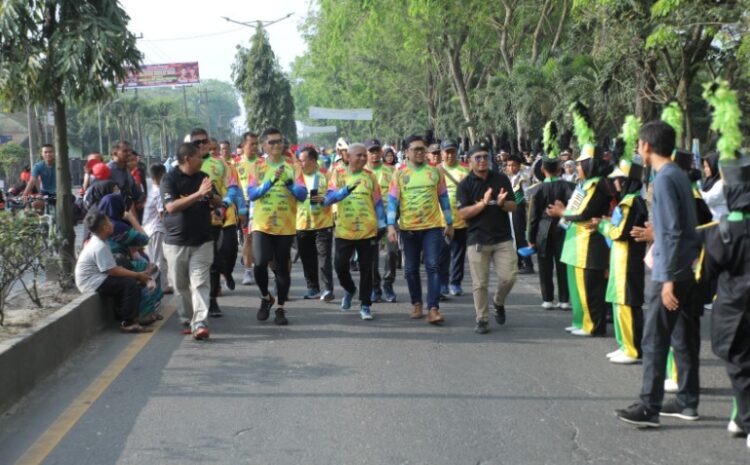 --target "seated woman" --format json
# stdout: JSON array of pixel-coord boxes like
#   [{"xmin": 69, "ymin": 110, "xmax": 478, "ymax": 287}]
[
  {"xmin": 74, "ymin": 209, "xmax": 151, "ymax": 333},
  {"xmin": 98, "ymin": 193, "xmax": 163, "ymax": 324}
]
